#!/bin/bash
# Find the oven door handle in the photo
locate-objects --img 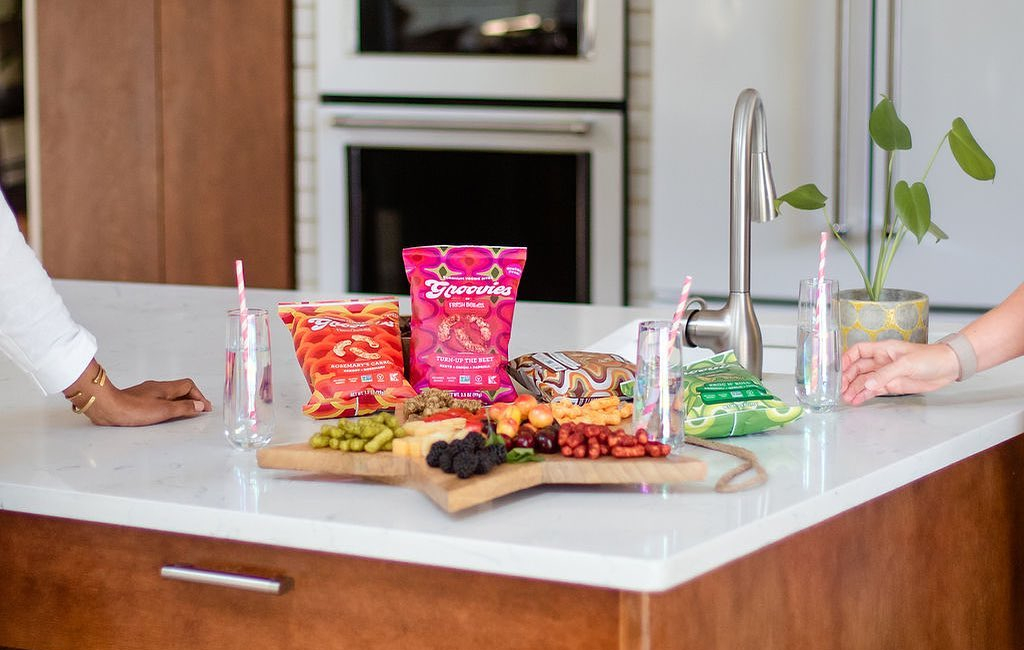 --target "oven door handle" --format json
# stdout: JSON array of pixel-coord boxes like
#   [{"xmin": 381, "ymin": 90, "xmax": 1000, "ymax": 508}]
[{"xmin": 330, "ymin": 115, "xmax": 592, "ymax": 136}]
